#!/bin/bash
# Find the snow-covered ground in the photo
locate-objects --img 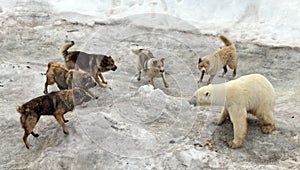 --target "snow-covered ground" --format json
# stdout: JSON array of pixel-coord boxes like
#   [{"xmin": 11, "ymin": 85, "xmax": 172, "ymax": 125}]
[
  {"xmin": 0, "ymin": 0, "xmax": 299, "ymax": 169},
  {"xmin": 2, "ymin": 0, "xmax": 300, "ymax": 46}
]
